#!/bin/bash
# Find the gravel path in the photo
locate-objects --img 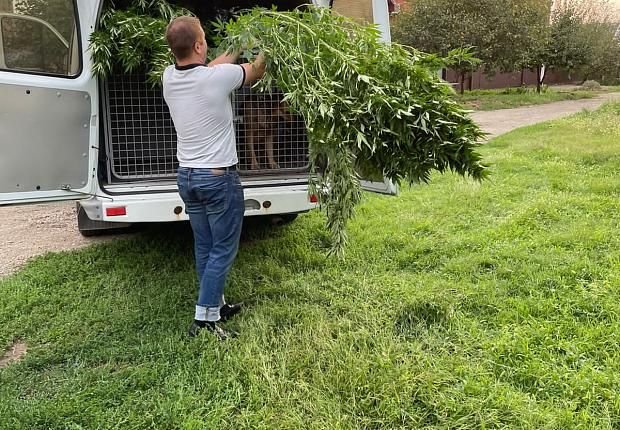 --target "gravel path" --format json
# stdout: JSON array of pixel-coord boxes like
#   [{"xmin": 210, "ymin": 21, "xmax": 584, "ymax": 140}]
[
  {"xmin": 470, "ymin": 92, "xmax": 620, "ymax": 139},
  {"xmin": 2, "ymin": 93, "xmax": 619, "ymax": 278},
  {"xmin": 0, "ymin": 202, "xmax": 113, "ymax": 277}
]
